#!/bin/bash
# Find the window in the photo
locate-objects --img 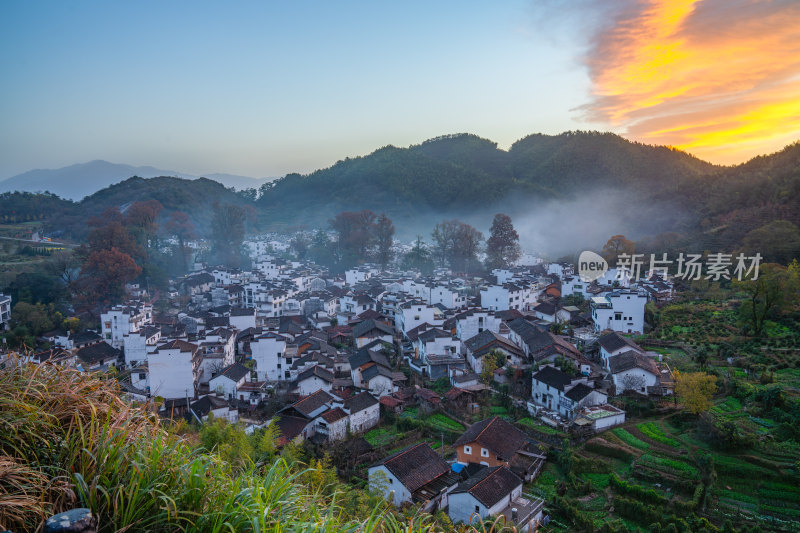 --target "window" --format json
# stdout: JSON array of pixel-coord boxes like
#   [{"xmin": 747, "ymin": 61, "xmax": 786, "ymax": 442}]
[
  {"xmin": 475, "ymin": 505, "xmax": 480, "ymax": 513},
  {"xmin": 464, "ymin": 445, "xmax": 472, "ymax": 455},
  {"xmin": 481, "ymin": 448, "xmax": 489, "ymax": 457},
  {"xmin": 614, "ymin": 312, "xmax": 622, "ymax": 320},
  {"xmin": 138, "ymin": 373, "xmax": 146, "ymax": 379},
  {"xmin": 277, "ymin": 363, "xmax": 282, "ymax": 369}
]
